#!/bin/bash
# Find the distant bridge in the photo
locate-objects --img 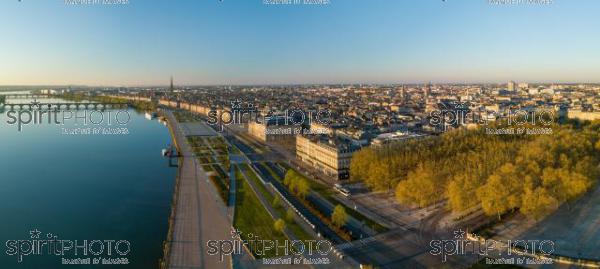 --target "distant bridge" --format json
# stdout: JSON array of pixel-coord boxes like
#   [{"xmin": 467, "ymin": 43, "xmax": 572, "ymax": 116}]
[
  {"xmin": 1, "ymin": 94, "xmax": 53, "ymax": 99},
  {"xmin": 0, "ymin": 102, "xmax": 129, "ymax": 110}
]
